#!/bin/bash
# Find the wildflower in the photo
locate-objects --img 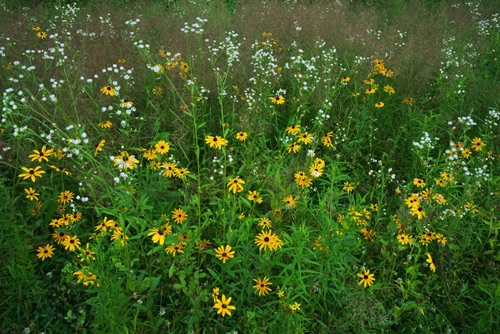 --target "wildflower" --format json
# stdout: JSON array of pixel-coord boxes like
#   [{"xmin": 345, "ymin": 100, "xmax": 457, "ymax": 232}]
[
  {"xmin": 235, "ymin": 132, "xmax": 248, "ymax": 141},
  {"xmin": 289, "ymin": 302, "xmax": 301, "ymax": 313},
  {"xmin": 213, "ymin": 294, "xmax": 236, "ymax": 317},
  {"xmin": 227, "ymin": 177, "xmax": 245, "ymax": 194},
  {"xmin": 405, "ymin": 193, "xmax": 421, "ymax": 209},
  {"xmin": 165, "ymin": 243, "xmax": 184, "ymax": 256},
  {"xmin": 152, "ymin": 86, "xmax": 163, "ymax": 95},
  {"xmin": 403, "ymin": 97, "xmax": 414, "ymax": 106},
  {"xmin": 172, "ymin": 208, "xmax": 188, "ymax": 224},
  {"xmin": 24, "ymin": 187, "xmax": 40, "ymax": 201},
  {"xmin": 79, "ymin": 243, "xmax": 96, "ymax": 262},
  {"xmin": 295, "ymin": 171, "xmax": 312, "ymax": 188},
  {"xmin": 375, "ymin": 102, "xmax": 384, "ymax": 108},
  {"xmin": 419, "ymin": 234, "xmax": 431, "ymax": 245},
  {"xmin": 100, "ymin": 86, "xmax": 116, "ymax": 96},
  {"xmin": 37, "ymin": 244, "xmax": 55, "ymax": 261},
  {"xmin": 214, "ymin": 245, "xmax": 235, "ymax": 263},
  {"xmin": 322, "ymin": 132, "xmax": 333, "ymax": 147},
  {"xmin": 32, "ymin": 26, "xmax": 41, "ymax": 31},
  {"xmin": 397, "ymin": 233, "xmax": 412, "ymax": 245},
  {"xmin": 58, "ymin": 190, "xmax": 74, "ymax": 205},
  {"xmin": 175, "ymin": 167, "xmax": 190, "ymax": 179},
  {"xmin": 247, "ymin": 191, "xmax": 263, "ymax": 203},
  {"xmin": 435, "ymin": 178, "xmax": 446, "ymax": 187},
  {"xmin": 297, "ymin": 132, "xmax": 313, "ymax": 145},
  {"xmin": 471, "ymin": 137, "xmax": 485, "ymax": 151},
  {"xmin": 384, "ymin": 85, "xmax": 395, "ymax": 94},
  {"xmin": 287, "ymin": 142, "xmax": 301, "ymax": 154},
  {"xmin": 212, "ymin": 287, "xmax": 220, "ymax": 302},
  {"xmin": 435, "ymin": 233, "xmax": 447, "ymax": 245},
  {"xmin": 29, "ymin": 146, "xmax": 53, "ymax": 162},
  {"xmin": 343, "ymin": 181, "xmax": 354, "ymax": 193},
  {"xmin": 238, "ymin": 213, "xmax": 245, "ymax": 220},
  {"xmin": 121, "ymin": 100, "xmax": 133, "ymax": 108},
  {"xmin": 341, "ymin": 76, "xmax": 350, "ymax": 83},
  {"xmin": 162, "ymin": 162, "xmax": 177, "ymax": 178},
  {"xmin": 155, "ymin": 140, "xmax": 170, "ymax": 154},
  {"xmin": 361, "ymin": 228, "xmax": 376, "ymax": 241},
  {"xmin": 255, "ymin": 230, "xmax": 279, "ymax": 251},
  {"xmin": 63, "ymin": 235, "xmax": 81, "ymax": 252},
  {"xmin": 205, "ymin": 135, "xmax": 228, "ymax": 150},
  {"xmin": 413, "ymin": 178, "xmax": 425, "ymax": 188},
  {"xmin": 19, "ymin": 166, "xmax": 45, "ymax": 182},
  {"xmin": 357, "ymin": 268, "xmax": 375, "ymax": 288},
  {"xmin": 179, "ymin": 61, "xmax": 189, "ymax": 73},
  {"xmin": 148, "ymin": 228, "xmax": 167, "ymax": 245},
  {"xmin": 462, "ymin": 148, "xmax": 472, "ymax": 159},
  {"xmin": 365, "ymin": 87, "xmax": 377, "ymax": 94},
  {"xmin": 283, "ymin": 195, "xmax": 296, "ymax": 207},
  {"xmin": 286, "ymin": 124, "xmax": 301, "ymax": 135},
  {"xmin": 425, "ymin": 253, "xmax": 436, "ymax": 272},
  {"xmin": 253, "ymin": 276, "xmax": 272, "ymax": 296},
  {"xmin": 37, "ymin": 31, "xmax": 47, "ymax": 39},
  {"xmin": 411, "ymin": 206, "xmax": 426, "ymax": 220},
  {"xmin": 270, "ymin": 95, "xmax": 285, "ymax": 105},
  {"xmin": 258, "ymin": 217, "xmax": 272, "ymax": 229},
  {"xmin": 53, "ymin": 231, "xmax": 68, "ymax": 244},
  {"xmin": 309, "ymin": 164, "xmax": 323, "ymax": 178},
  {"xmin": 95, "ymin": 139, "xmax": 105, "ymax": 156}
]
